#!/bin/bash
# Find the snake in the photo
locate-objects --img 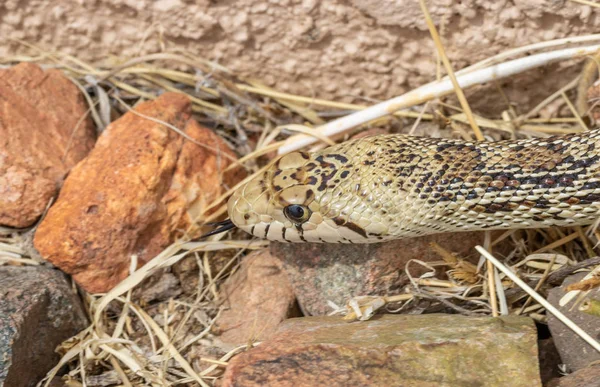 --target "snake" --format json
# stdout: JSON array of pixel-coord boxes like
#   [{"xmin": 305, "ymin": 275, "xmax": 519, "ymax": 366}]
[{"xmin": 209, "ymin": 129, "xmax": 600, "ymax": 243}]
